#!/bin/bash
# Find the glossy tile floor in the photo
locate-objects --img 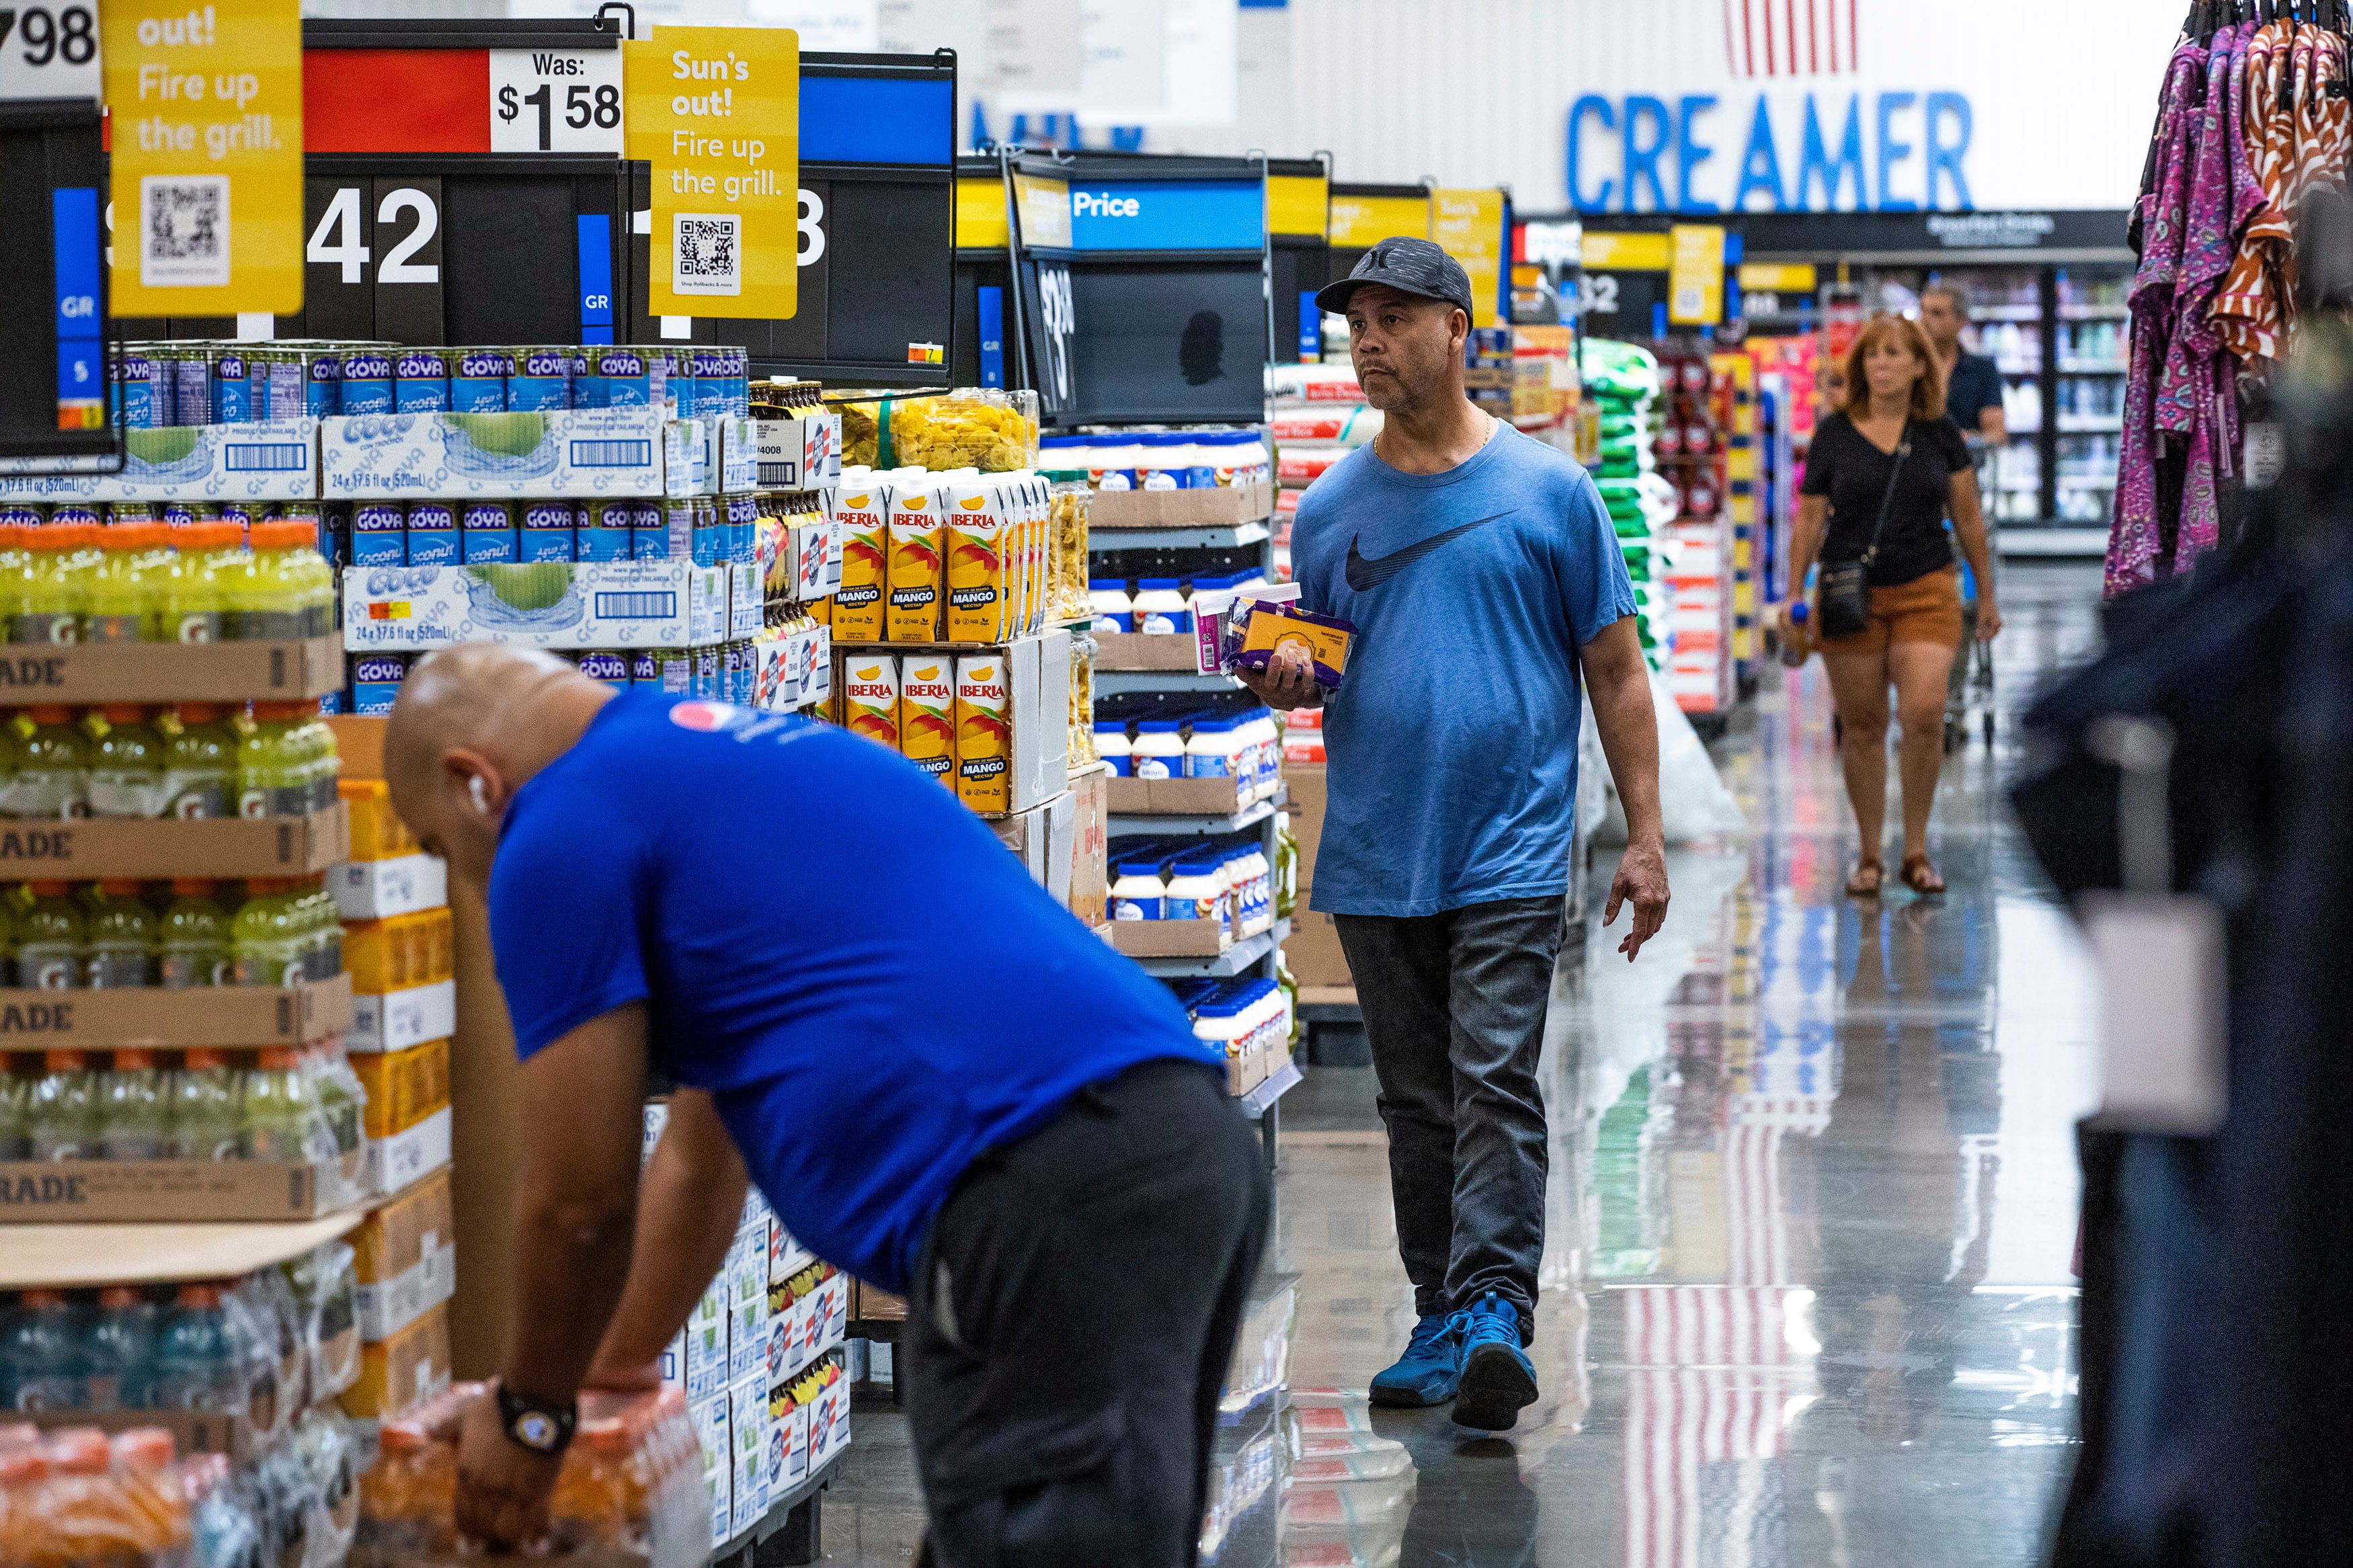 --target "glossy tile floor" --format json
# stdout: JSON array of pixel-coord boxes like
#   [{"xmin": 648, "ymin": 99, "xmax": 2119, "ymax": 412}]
[{"xmin": 817, "ymin": 564, "xmax": 2107, "ymax": 1567}]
